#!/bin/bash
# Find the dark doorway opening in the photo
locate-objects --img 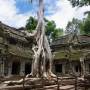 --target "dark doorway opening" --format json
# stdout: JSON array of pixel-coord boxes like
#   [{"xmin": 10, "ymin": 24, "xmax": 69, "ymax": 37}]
[
  {"xmin": 25, "ymin": 63, "xmax": 31, "ymax": 75},
  {"xmin": 75, "ymin": 64, "xmax": 81, "ymax": 73},
  {"xmin": 12, "ymin": 62, "xmax": 20, "ymax": 75},
  {"xmin": 55, "ymin": 64, "xmax": 62, "ymax": 73}
]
